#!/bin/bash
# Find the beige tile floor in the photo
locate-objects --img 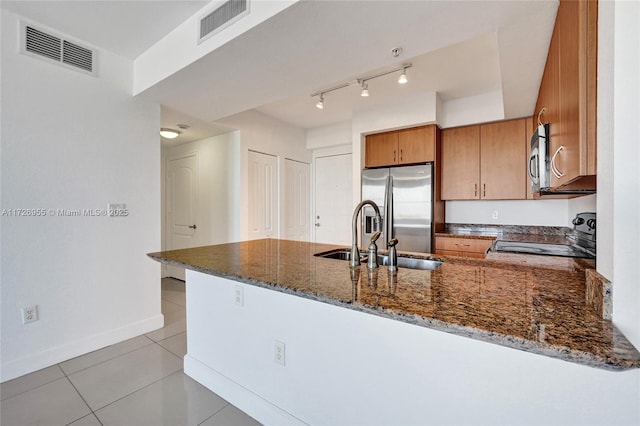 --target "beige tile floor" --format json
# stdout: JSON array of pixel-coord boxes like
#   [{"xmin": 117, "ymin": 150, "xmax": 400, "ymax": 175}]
[{"xmin": 1, "ymin": 278, "xmax": 262, "ymax": 426}]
